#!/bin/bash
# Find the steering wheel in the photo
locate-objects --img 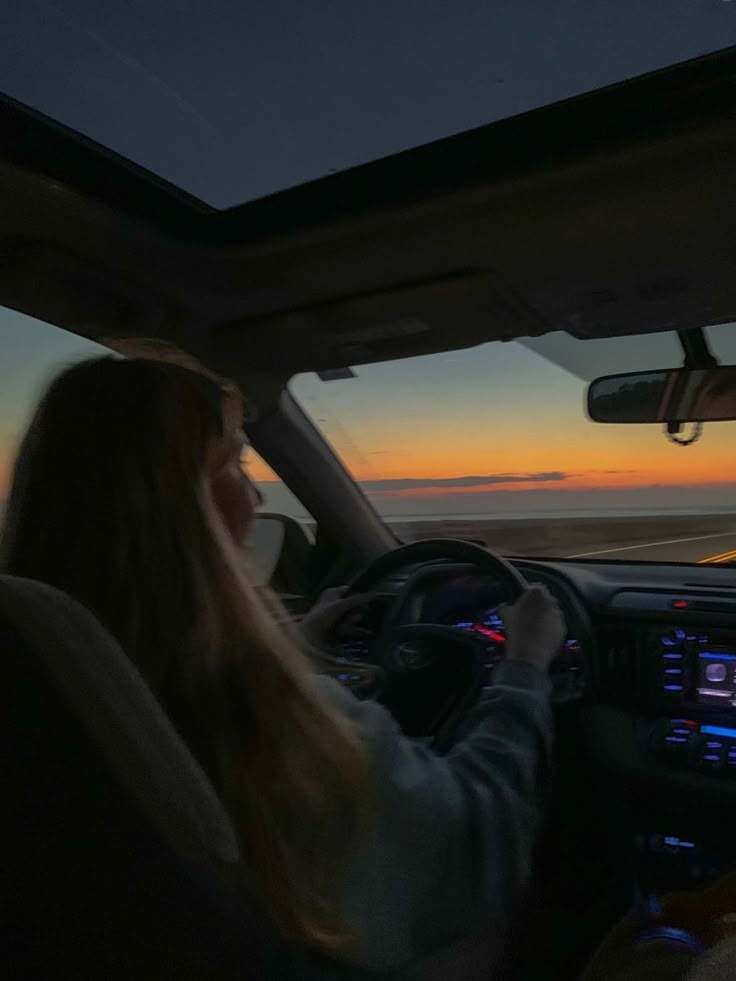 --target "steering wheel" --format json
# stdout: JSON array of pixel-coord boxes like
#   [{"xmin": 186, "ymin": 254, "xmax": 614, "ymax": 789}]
[
  {"xmin": 343, "ymin": 540, "xmax": 543, "ymax": 747},
  {"xmin": 349, "ymin": 538, "xmax": 528, "ymax": 596}
]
